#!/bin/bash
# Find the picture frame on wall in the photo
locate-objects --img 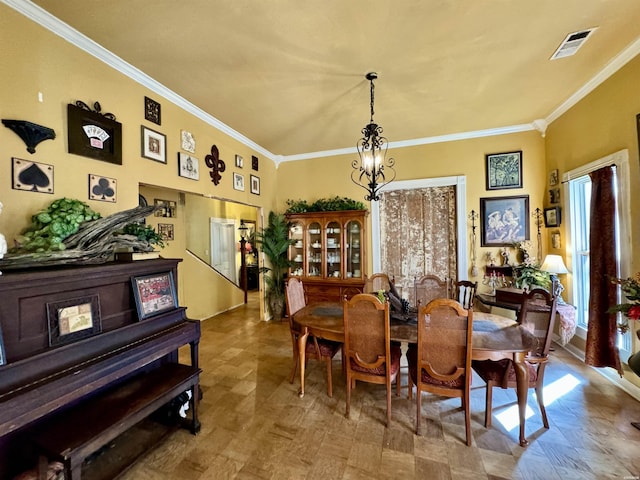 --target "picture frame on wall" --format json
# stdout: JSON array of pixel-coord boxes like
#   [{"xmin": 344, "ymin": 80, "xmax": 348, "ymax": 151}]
[
  {"xmin": 544, "ymin": 206, "xmax": 561, "ymax": 227},
  {"xmin": 549, "ymin": 169, "xmax": 559, "ymax": 186},
  {"xmin": 157, "ymin": 223, "xmax": 174, "ymax": 241},
  {"xmin": 12, "ymin": 157, "xmax": 54, "ymax": 194},
  {"xmin": 88, "ymin": 174, "xmax": 117, "ymax": 202},
  {"xmin": 67, "ymin": 103, "xmax": 123, "ymax": 165},
  {"xmin": 235, "ymin": 154, "xmax": 243, "ymax": 168},
  {"xmin": 250, "ymin": 174, "xmax": 260, "ymax": 195},
  {"xmin": 485, "ymin": 151, "xmax": 523, "ymax": 190},
  {"xmin": 480, "ymin": 195, "xmax": 530, "ymax": 246},
  {"xmin": 141, "ymin": 126, "xmax": 167, "ymax": 163},
  {"xmin": 131, "ymin": 271, "xmax": 178, "ymax": 320},
  {"xmin": 46, "ymin": 294, "xmax": 102, "ymax": 347},
  {"xmin": 233, "ymin": 172, "xmax": 245, "ymax": 191},
  {"xmin": 178, "ymin": 152, "xmax": 199, "ymax": 180},
  {"xmin": 144, "ymin": 96, "xmax": 161, "ymax": 125}
]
